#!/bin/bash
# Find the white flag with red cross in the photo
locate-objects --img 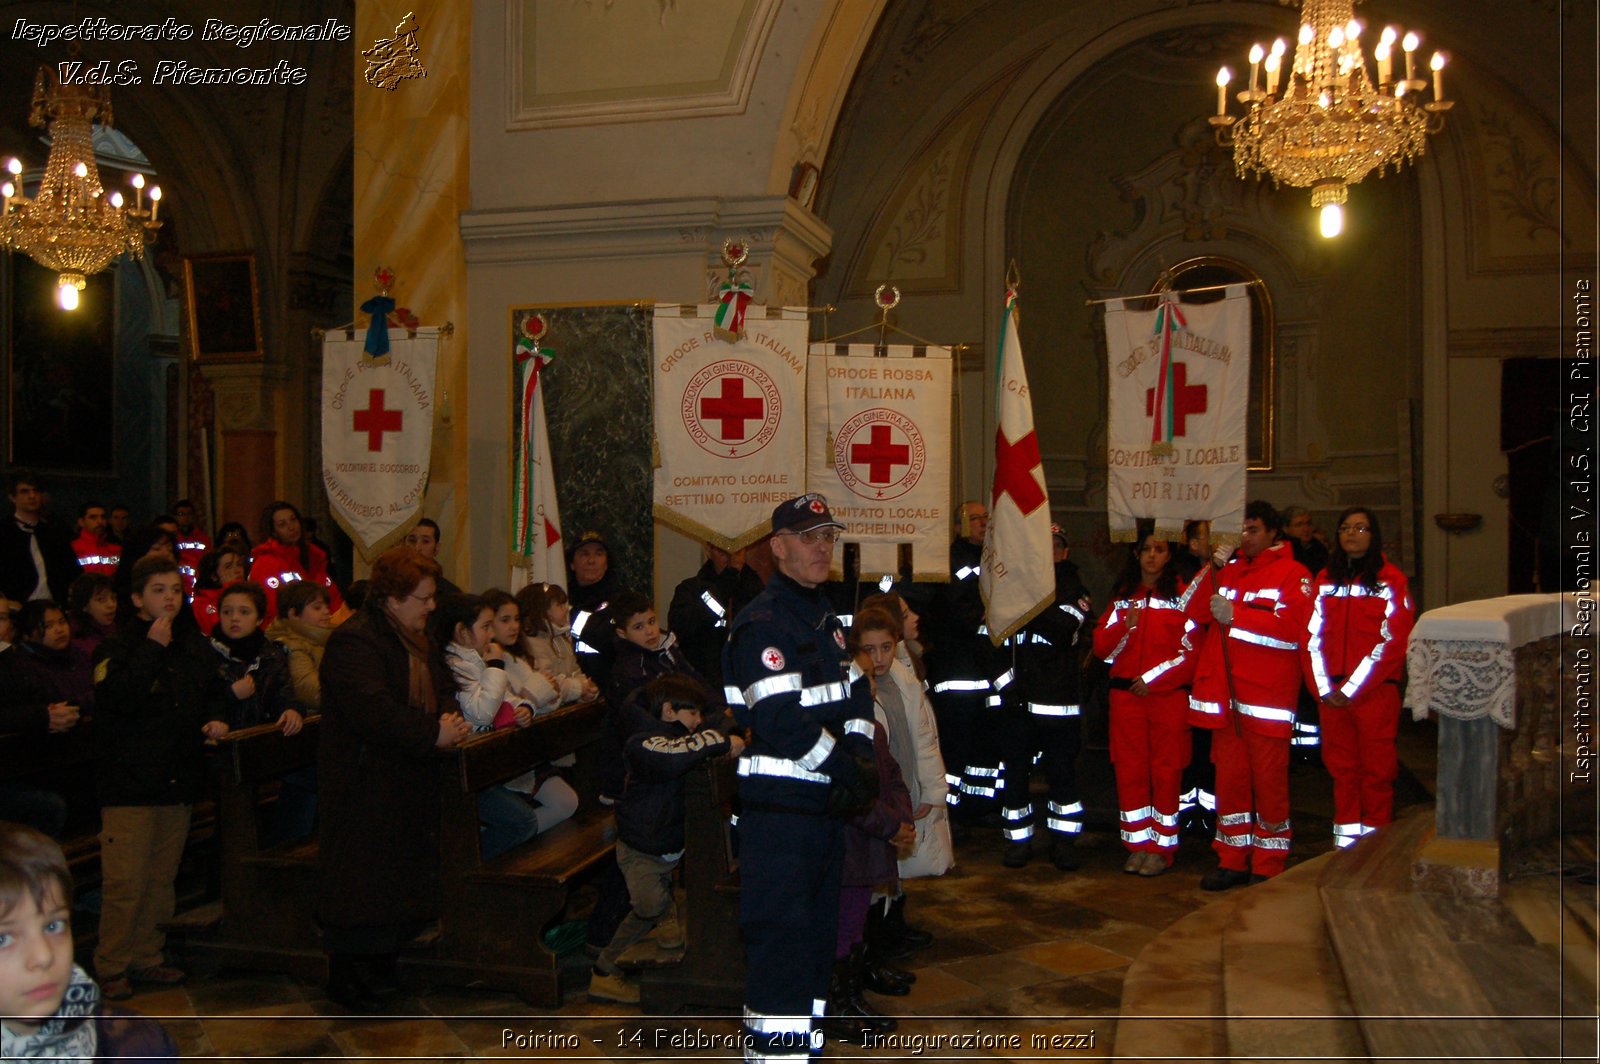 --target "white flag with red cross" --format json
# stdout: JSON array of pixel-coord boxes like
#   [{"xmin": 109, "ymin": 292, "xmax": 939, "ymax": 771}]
[
  {"xmin": 981, "ymin": 288, "xmax": 1055, "ymax": 645},
  {"xmin": 652, "ymin": 305, "xmax": 809, "ymax": 550},
  {"xmin": 321, "ymin": 329, "xmax": 439, "ymax": 559},
  {"xmin": 1104, "ymin": 286, "xmax": 1250, "ymax": 544},
  {"xmin": 806, "ymin": 342, "xmax": 953, "ymax": 583}
]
